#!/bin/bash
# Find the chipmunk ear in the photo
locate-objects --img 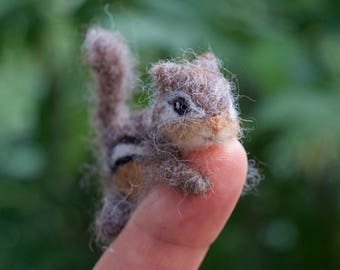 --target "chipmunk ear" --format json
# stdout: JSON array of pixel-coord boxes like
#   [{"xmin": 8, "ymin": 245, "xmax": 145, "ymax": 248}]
[
  {"xmin": 193, "ymin": 52, "xmax": 221, "ymax": 72},
  {"xmin": 150, "ymin": 62, "xmax": 180, "ymax": 91}
]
